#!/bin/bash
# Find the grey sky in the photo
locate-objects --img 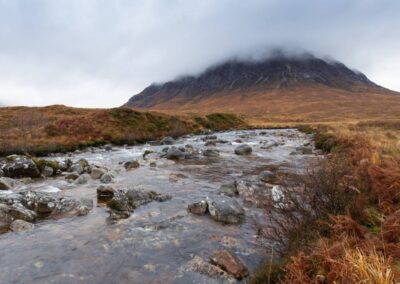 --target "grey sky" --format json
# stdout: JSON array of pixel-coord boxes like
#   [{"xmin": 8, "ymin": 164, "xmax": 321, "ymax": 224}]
[{"xmin": 0, "ymin": 0, "xmax": 399, "ymax": 107}]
